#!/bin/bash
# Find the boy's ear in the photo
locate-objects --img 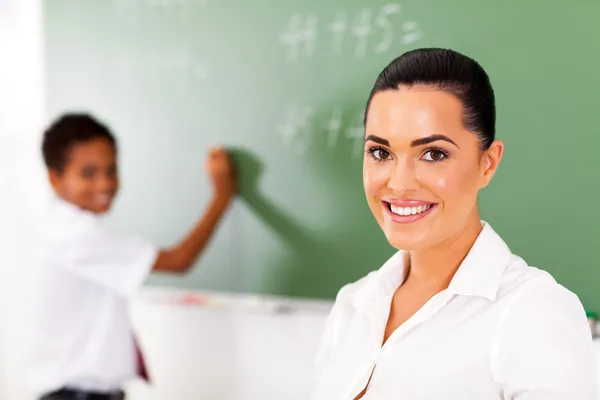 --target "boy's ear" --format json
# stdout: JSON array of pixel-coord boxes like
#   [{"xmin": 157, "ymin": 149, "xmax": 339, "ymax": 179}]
[{"xmin": 48, "ymin": 169, "xmax": 62, "ymax": 190}]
